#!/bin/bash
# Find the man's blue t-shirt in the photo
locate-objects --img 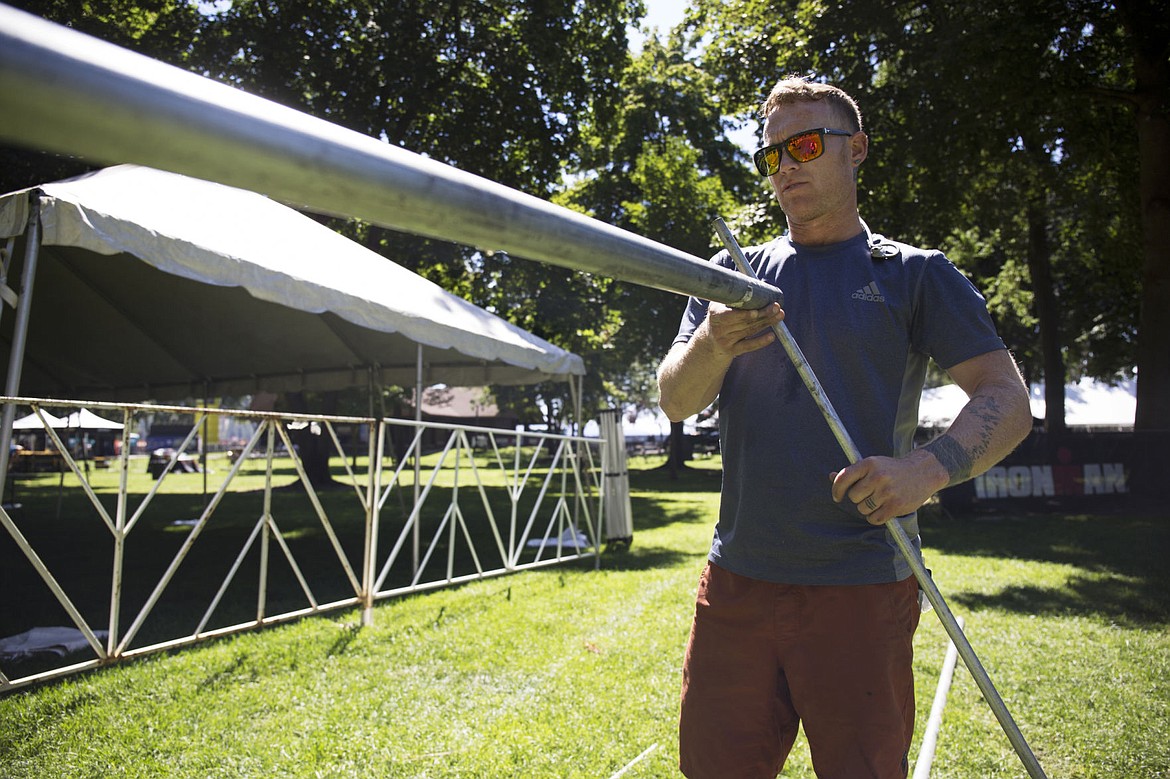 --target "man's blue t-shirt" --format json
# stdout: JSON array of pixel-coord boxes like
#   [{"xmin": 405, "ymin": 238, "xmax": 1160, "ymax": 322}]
[{"xmin": 672, "ymin": 231, "xmax": 1006, "ymax": 585}]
